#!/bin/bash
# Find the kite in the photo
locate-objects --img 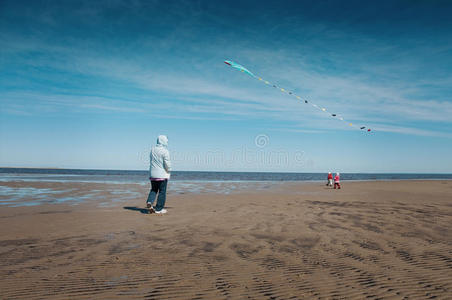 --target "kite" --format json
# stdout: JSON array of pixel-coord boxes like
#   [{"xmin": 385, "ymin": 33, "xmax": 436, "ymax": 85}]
[
  {"xmin": 224, "ymin": 60, "xmax": 372, "ymax": 132},
  {"xmin": 224, "ymin": 60, "xmax": 255, "ymax": 77}
]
